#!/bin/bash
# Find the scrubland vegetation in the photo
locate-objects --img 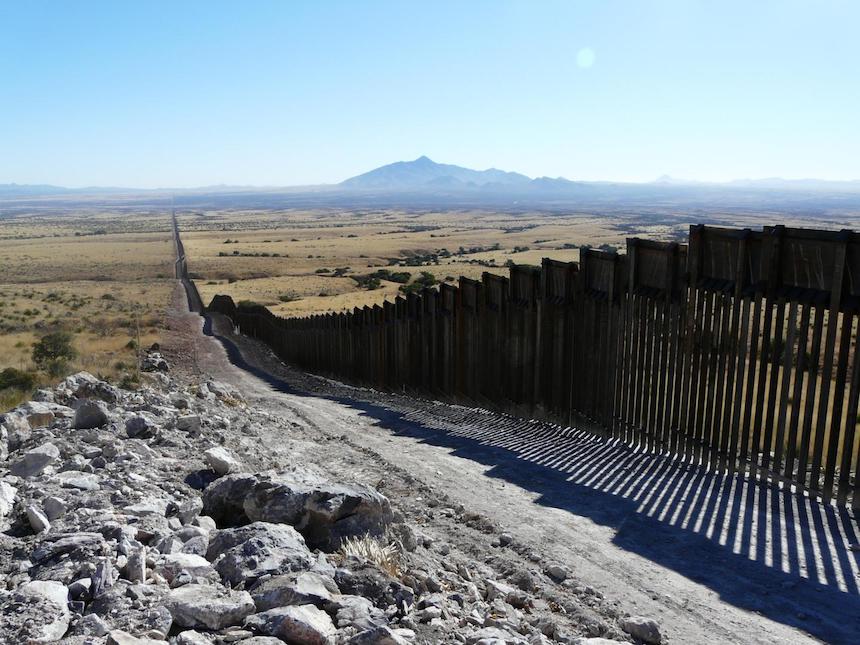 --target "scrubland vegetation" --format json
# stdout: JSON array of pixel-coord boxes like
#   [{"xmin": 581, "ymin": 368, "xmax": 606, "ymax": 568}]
[
  {"xmin": 0, "ymin": 213, "xmax": 173, "ymax": 409},
  {"xmin": 184, "ymin": 209, "xmax": 640, "ymax": 317}
]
